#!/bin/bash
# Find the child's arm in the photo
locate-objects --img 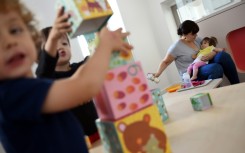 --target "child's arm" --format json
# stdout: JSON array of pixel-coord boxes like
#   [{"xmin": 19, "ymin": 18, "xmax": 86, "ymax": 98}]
[
  {"xmin": 213, "ymin": 47, "xmax": 225, "ymax": 53},
  {"xmin": 44, "ymin": 6, "xmax": 72, "ymax": 57},
  {"xmin": 42, "ymin": 27, "xmax": 133, "ymax": 113}
]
